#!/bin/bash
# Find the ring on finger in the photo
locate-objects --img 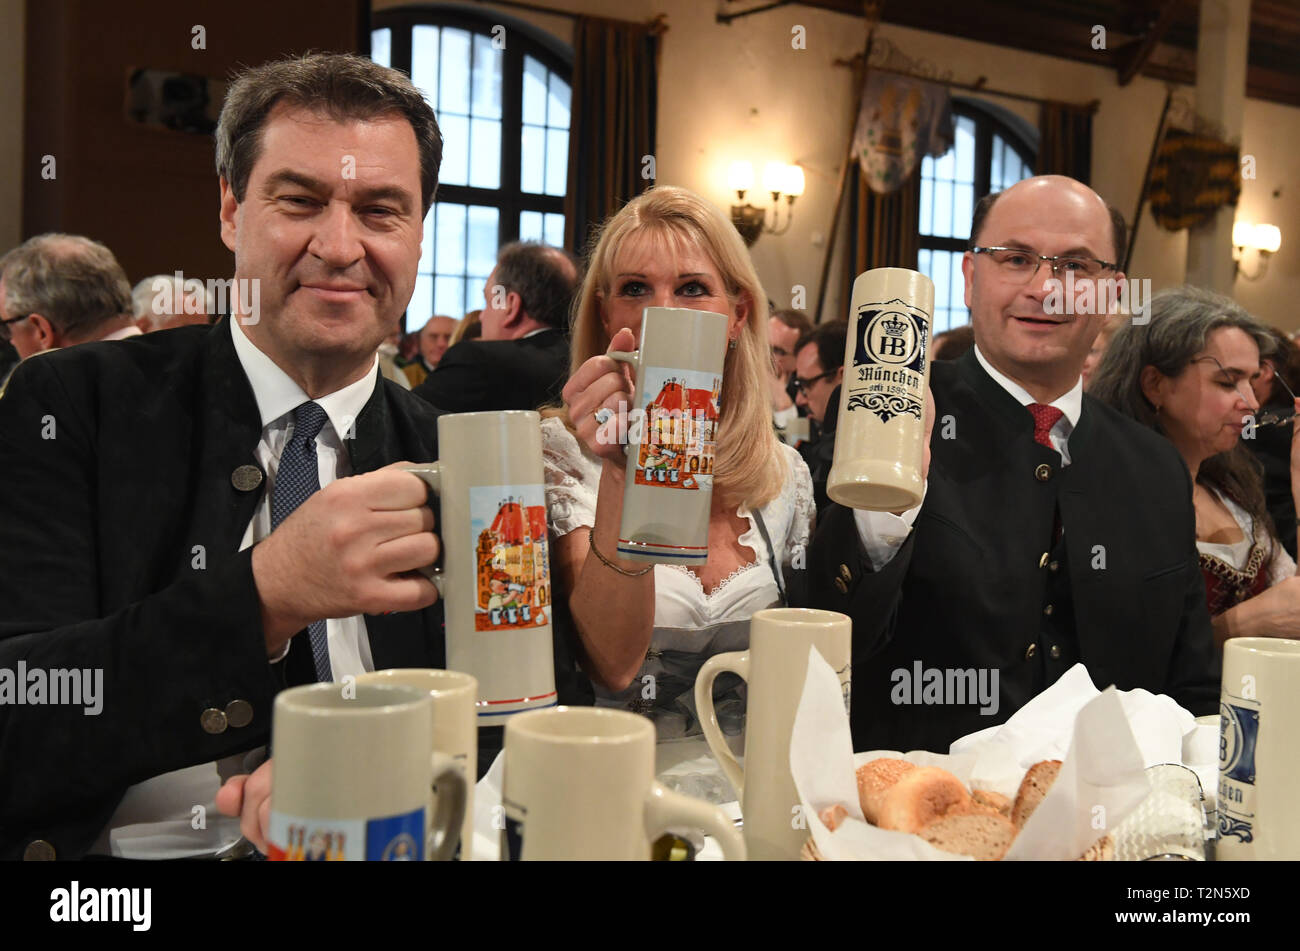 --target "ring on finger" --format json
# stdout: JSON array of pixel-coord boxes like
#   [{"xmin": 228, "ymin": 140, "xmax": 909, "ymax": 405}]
[{"xmin": 594, "ymin": 408, "xmax": 614, "ymax": 426}]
